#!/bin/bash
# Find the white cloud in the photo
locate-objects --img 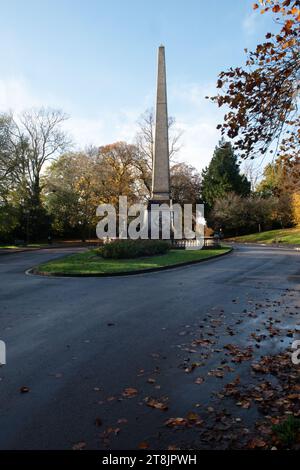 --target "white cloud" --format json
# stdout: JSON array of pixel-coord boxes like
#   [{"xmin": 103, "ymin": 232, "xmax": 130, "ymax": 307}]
[
  {"xmin": 65, "ymin": 110, "xmax": 141, "ymax": 149},
  {"xmin": 0, "ymin": 77, "xmax": 222, "ymax": 172},
  {"xmin": 171, "ymin": 81, "xmax": 216, "ymax": 108},
  {"xmin": 170, "ymin": 82, "xmax": 223, "ymax": 170},
  {"xmin": 242, "ymin": 11, "xmax": 258, "ymax": 36},
  {"xmin": 0, "ymin": 77, "xmax": 43, "ymax": 112},
  {"xmin": 64, "ymin": 117, "xmax": 106, "ymax": 147},
  {"xmin": 178, "ymin": 120, "xmax": 220, "ymax": 170}
]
